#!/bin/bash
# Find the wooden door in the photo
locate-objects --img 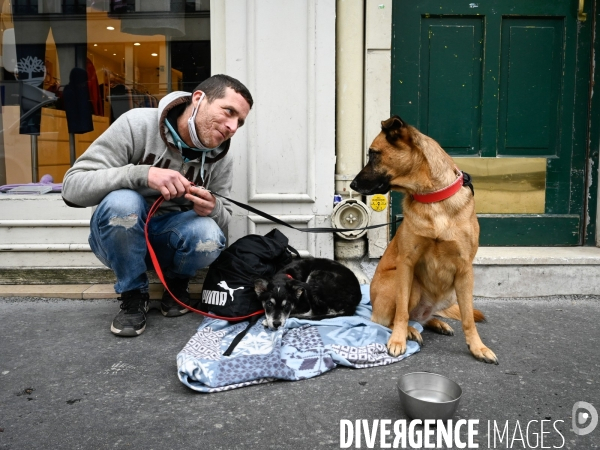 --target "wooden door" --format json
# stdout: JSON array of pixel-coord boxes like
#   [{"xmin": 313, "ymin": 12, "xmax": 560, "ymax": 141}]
[{"xmin": 391, "ymin": 0, "xmax": 594, "ymax": 245}]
